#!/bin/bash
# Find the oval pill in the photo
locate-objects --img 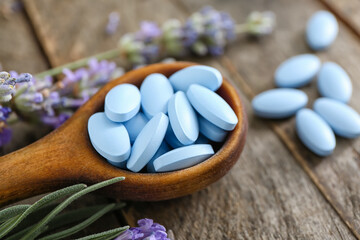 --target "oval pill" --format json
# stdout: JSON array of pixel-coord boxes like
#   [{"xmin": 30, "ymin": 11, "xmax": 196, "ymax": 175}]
[
  {"xmin": 275, "ymin": 54, "xmax": 321, "ymax": 88},
  {"xmin": 296, "ymin": 108, "xmax": 336, "ymax": 156},
  {"xmin": 123, "ymin": 112, "xmax": 148, "ymax": 143},
  {"xmin": 105, "ymin": 84, "xmax": 141, "ymax": 122},
  {"xmin": 168, "ymin": 91, "xmax": 199, "ymax": 145},
  {"xmin": 88, "ymin": 112, "xmax": 131, "ymax": 167},
  {"xmin": 153, "ymin": 144, "xmax": 214, "ymax": 172},
  {"xmin": 169, "ymin": 65, "xmax": 222, "ymax": 92},
  {"xmin": 314, "ymin": 98, "xmax": 360, "ymax": 138},
  {"xmin": 252, "ymin": 88, "xmax": 308, "ymax": 119},
  {"xmin": 140, "ymin": 73, "xmax": 174, "ymax": 118},
  {"xmin": 306, "ymin": 11, "xmax": 338, "ymax": 51},
  {"xmin": 187, "ymin": 84, "xmax": 238, "ymax": 131},
  {"xmin": 127, "ymin": 112, "xmax": 169, "ymax": 172},
  {"xmin": 198, "ymin": 115, "xmax": 227, "ymax": 142},
  {"xmin": 147, "ymin": 141, "xmax": 171, "ymax": 173},
  {"xmin": 317, "ymin": 62, "xmax": 352, "ymax": 103}
]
